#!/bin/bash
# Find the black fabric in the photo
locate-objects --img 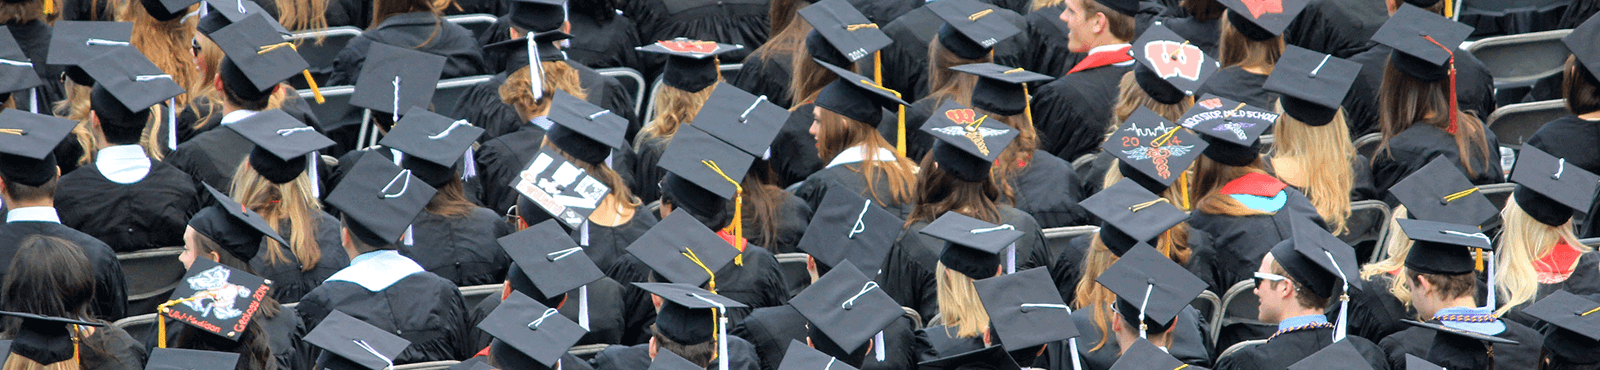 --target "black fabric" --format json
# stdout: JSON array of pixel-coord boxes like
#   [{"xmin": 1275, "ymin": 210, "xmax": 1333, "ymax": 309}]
[
  {"xmin": 248, "ymin": 212, "xmax": 351, "ymax": 303},
  {"xmin": 166, "ymin": 124, "xmax": 255, "ymax": 190},
  {"xmin": 89, "ymin": 84, "xmax": 149, "ymax": 131},
  {"xmin": 618, "ymin": 0, "xmax": 768, "ymax": 80},
  {"xmin": 875, "ymin": 5, "xmax": 1031, "ymax": 103},
  {"xmin": 1214, "ymin": 327, "xmax": 1389, "ymax": 370},
  {"xmin": 660, "ymin": 172, "xmax": 727, "ymax": 225},
  {"xmin": 768, "ymin": 104, "xmax": 825, "ymax": 187},
  {"xmin": 1391, "ymin": 50, "xmax": 1451, "ymax": 82},
  {"xmin": 474, "ymin": 126, "xmax": 637, "ymax": 216},
  {"xmin": 399, "ymin": 207, "xmax": 513, "ymax": 286},
  {"xmin": 729, "ymin": 49, "xmax": 796, "ymax": 110},
  {"xmin": 0, "ymin": 151, "xmax": 56, "ymax": 188},
  {"xmin": 895, "ymin": 206, "xmax": 1050, "ymax": 279},
  {"xmin": 297, "ymin": 270, "xmax": 475, "ymax": 364},
  {"xmin": 399, "ymin": 156, "xmax": 457, "ymax": 188},
  {"xmin": 591, "ymin": 336, "xmax": 762, "ymax": 370},
  {"xmin": 704, "ymin": 245, "xmax": 790, "ymax": 325},
  {"xmin": 219, "ymin": 57, "xmax": 272, "ymax": 103},
  {"xmin": 1226, "ymin": 10, "xmax": 1277, "ymax": 41},
  {"xmin": 549, "ymin": 123, "xmax": 610, "ymax": 165},
  {"xmin": 54, "ymin": 161, "xmax": 202, "ymax": 253},
  {"xmin": 0, "ymin": 220, "xmax": 129, "ymax": 320},
  {"xmin": 794, "ymin": 168, "xmax": 914, "ymax": 220},
  {"xmin": 186, "ymin": 206, "xmax": 262, "ymax": 262},
  {"xmin": 1031, "ymin": 63, "xmax": 1130, "ymax": 162},
  {"xmin": 81, "ymin": 325, "xmax": 148, "ymax": 370},
  {"xmin": 880, "ymin": 98, "xmax": 938, "ymax": 163},
  {"xmin": 1200, "ymin": 140, "xmax": 1263, "ymax": 167},
  {"xmin": 564, "ymin": 207, "xmax": 659, "ymax": 345},
  {"xmin": 1135, "ymin": 63, "xmax": 1187, "ymax": 105},
  {"xmin": 1022, "ymin": 6, "xmax": 1086, "ymax": 78},
  {"xmin": 326, "ymin": 12, "xmax": 488, "ymax": 86},
  {"xmin": 468, "ymin": 278, "xmax": 630, "ymax": 349},
  {"xmin": 1281, "ymin": 96, "xmax": 1337, "ymax": 127},
  {"xmin": 935, "ymin": 24, "xmax": 989, "ymax": 60},
  {"xmin": 1007, "ymin": 150, "xmax": 1092, "ymax": 228},
  {"xmin": 1051, "ymin": 228, "xmax": 1221, "ymax": 306},
  {"xmin": 1281, "ymin": 0, "xmax": 1387, "ymax": 59},
  {"xmin": 1526, "ymin": 116, "xmax": 1600, "ymax": 239},
  {"xmin": 729, "ymin": 305, "xmax": 809, "ymax": 370},
  {"xmin": 248, "ymin": 147, "xmax": 308, "ymax": 184},
  {"xmin": 1345, "ymin": 273, "xmax": 1415, "ymax": 343},
  {"xmin": 1194, "ymin": 66, "xmax": 1278, "ymax": 111},
  {"xmin": 1515, "ymin": 185, "xmax": 1574, "ymax": 226},
  {"xmin": 631, "ymin": 135, "xmax": 669, "ymax": 205},
  {"xmin": 1378, "ymin": 319, "xmax": 1544, "ymax": 370},
  {"xmin": 807, "ymin": 31, "xmax": 851, "ymax": 69},
  {"xmin": 930, "ymin": 141, "xmax": 991, "ymax": 182},
  {"xmin": 1371, "ymin": 125, "xmax": 1504, "ymax": 198}
]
